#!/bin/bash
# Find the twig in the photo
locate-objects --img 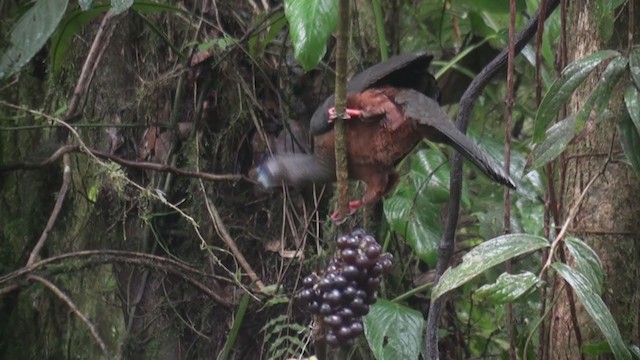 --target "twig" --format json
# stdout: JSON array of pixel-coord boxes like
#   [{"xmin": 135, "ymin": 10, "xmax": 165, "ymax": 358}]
[
  {"xmin": 425, "ymin": 1, "xmax": 561, "ymax": 359},
  {"xmin": 504, "ymin": 0, "xmax": 516, "ymax": 358},
  {"xmin": 67, "ymin": 12, "xmax": 118, "ymax": 120},
  {"xmin": 27, "ymin": 155, "xmax": 72, "ymax": 265},
  {"xmin": 1, "ymin": 250, "xmax": 232, "ymax": 307},
  {"xmin": 0, "ymin": 143, "xmax": 243, "ymax": 181},
  {"xmin": 28, "ymin": 274, "xmax": 108, "ymax": 355},
  {"xmin": 333, "ymin": 0, "xmax": 351, "ymax": 223}
]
